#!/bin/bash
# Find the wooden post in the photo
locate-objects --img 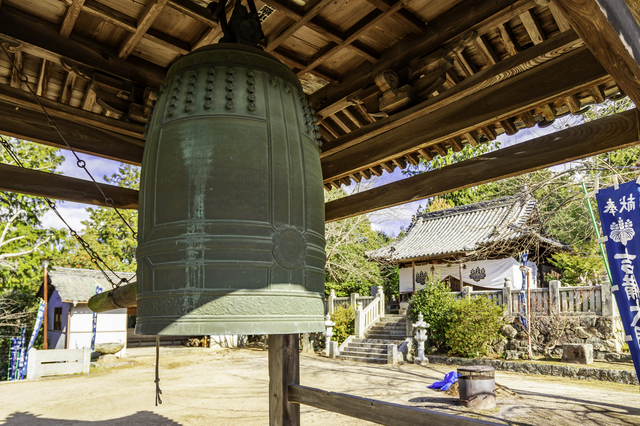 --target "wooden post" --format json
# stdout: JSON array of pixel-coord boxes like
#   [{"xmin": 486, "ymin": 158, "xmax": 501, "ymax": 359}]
[
  {"xmin": 549, "ymin": 280, "xmax": 561, "ymax": 315},
  {"xmin": 269, "ymin": 334, "xmax": 300, "ymax": 426},
  {"xmin": 42, "ymin": 259, "xmax": 49, "ymax": 350},
  {"xmin": 458, "ymin": 262, "xmax": 463, "ymax": 291},
  {"xmin": 525, "ymin": 269, "xmax": 533, "ymax": 360},
  {"xmin": 412, "ymin": 261, "xmax": 416, "ymax": 294}
]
